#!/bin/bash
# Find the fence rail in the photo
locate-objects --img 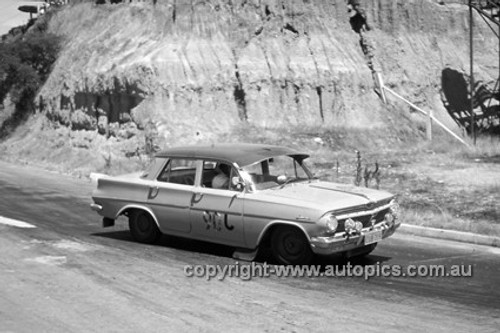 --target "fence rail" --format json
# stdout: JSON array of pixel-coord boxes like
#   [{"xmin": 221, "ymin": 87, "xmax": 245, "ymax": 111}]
[{"xmin": 375, "ymin": 73, "xmax": 470, "ymax": 147}]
